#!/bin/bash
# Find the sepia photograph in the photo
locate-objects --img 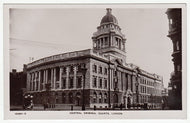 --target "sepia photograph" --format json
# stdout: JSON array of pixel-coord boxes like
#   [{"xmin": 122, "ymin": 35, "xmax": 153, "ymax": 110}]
[{"xmin": 3, "ymin": 3, "xmax": 187, "ymax": 119}]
